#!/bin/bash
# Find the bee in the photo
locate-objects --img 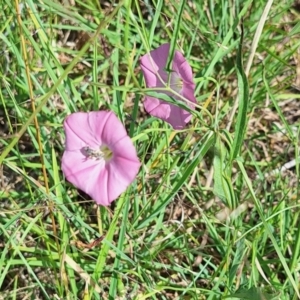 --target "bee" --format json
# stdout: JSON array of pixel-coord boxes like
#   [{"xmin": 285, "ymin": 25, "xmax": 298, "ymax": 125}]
[{"xmin": 83, "ymin": 146, "xmax": 103, "ymax": 160}]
